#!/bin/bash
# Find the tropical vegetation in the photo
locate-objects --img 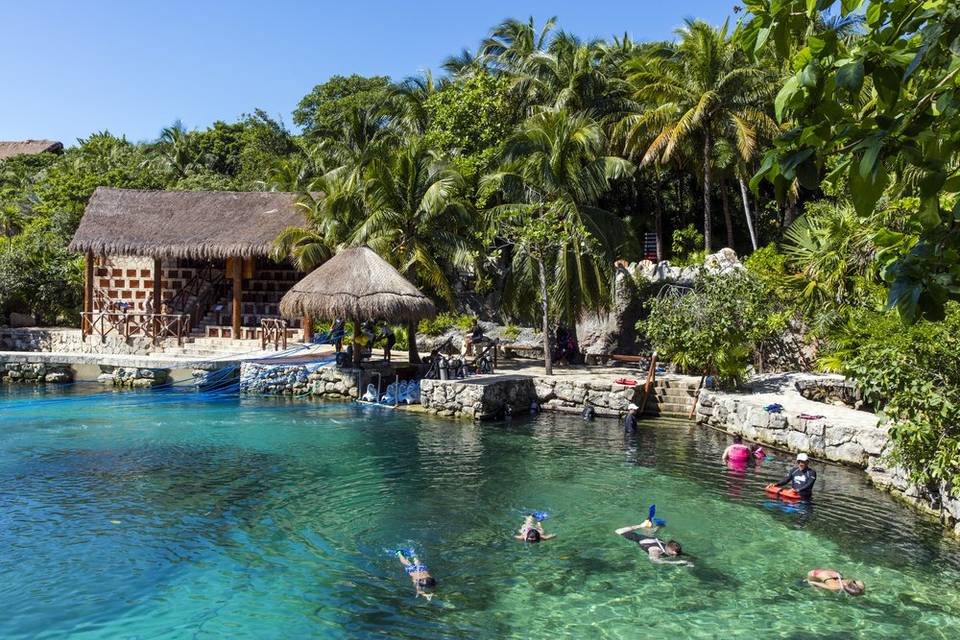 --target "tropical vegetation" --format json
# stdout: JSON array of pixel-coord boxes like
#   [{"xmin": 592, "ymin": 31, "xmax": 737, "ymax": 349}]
[{"xmin": 2, "ymin": 3, "xmax": 959, "ymax": 492}]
